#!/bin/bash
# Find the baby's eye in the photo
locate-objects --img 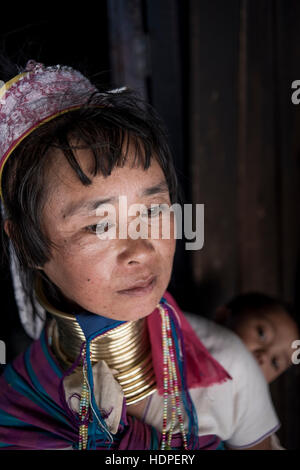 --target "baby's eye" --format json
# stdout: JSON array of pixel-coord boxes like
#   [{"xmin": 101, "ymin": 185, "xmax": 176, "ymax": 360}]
[
  {"xmin": 271, "ymin": 357, "xmax": 279, "ymax": 370},
  {"xmin": 257, "ymin": 325, "xmax": 265, "ymax": 340}
]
